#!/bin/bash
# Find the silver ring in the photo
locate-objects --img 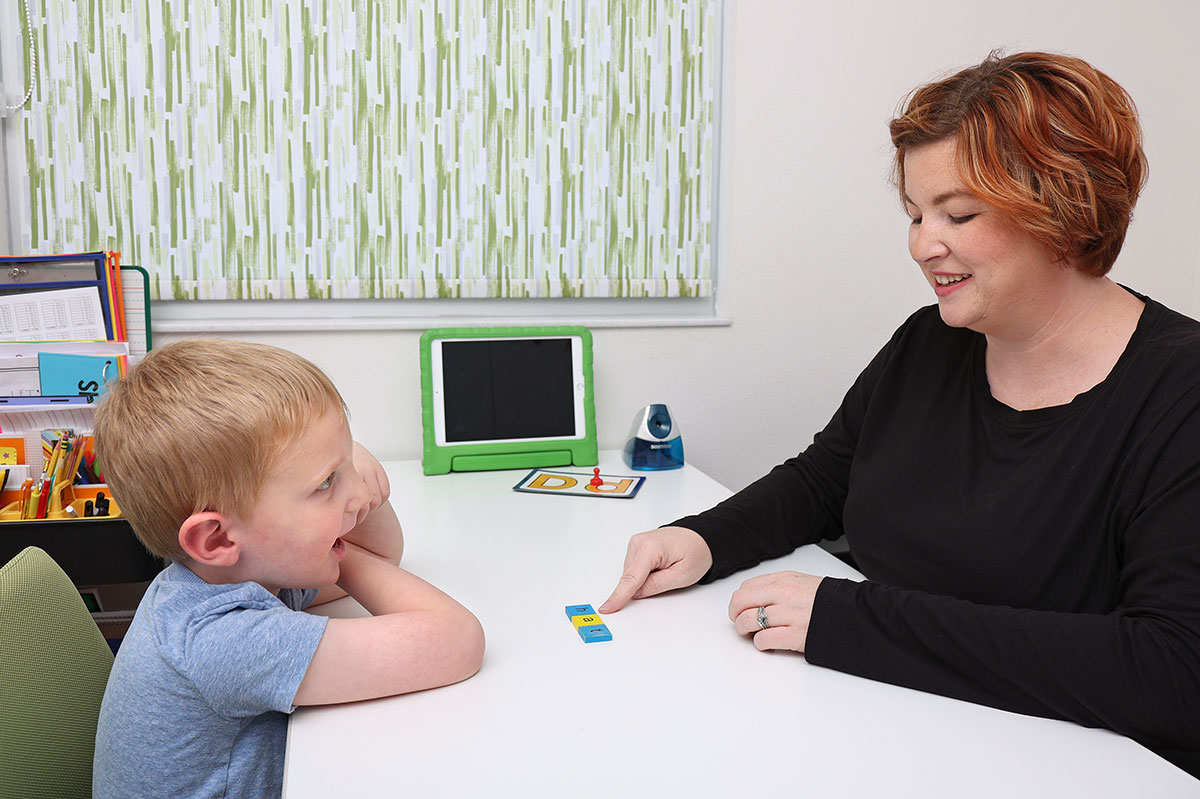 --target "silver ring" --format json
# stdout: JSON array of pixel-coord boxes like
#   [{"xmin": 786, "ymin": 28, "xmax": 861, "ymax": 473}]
[{"xmin": 756, "ymin": 606, "xmax": 769, "ymax": 630}]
